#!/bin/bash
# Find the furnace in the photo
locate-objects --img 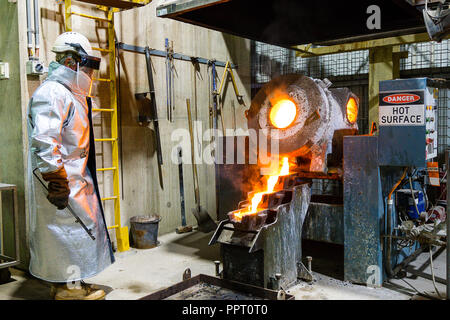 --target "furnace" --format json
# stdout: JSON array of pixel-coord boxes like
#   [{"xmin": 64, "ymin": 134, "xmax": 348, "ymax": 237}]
[
  {"xmin": 212, "ymin": 76, "xmax": 446, "ymax": 290},
  {"xmin": 211, "ymin": 74, "xmax": 360, "ymax": 289}
]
